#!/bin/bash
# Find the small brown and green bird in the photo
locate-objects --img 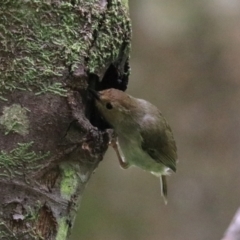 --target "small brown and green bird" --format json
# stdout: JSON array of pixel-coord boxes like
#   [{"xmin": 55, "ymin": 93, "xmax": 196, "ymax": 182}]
[{"xmin": 90, "ymin": 88, "xmax": 177, "ymax": 203}]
